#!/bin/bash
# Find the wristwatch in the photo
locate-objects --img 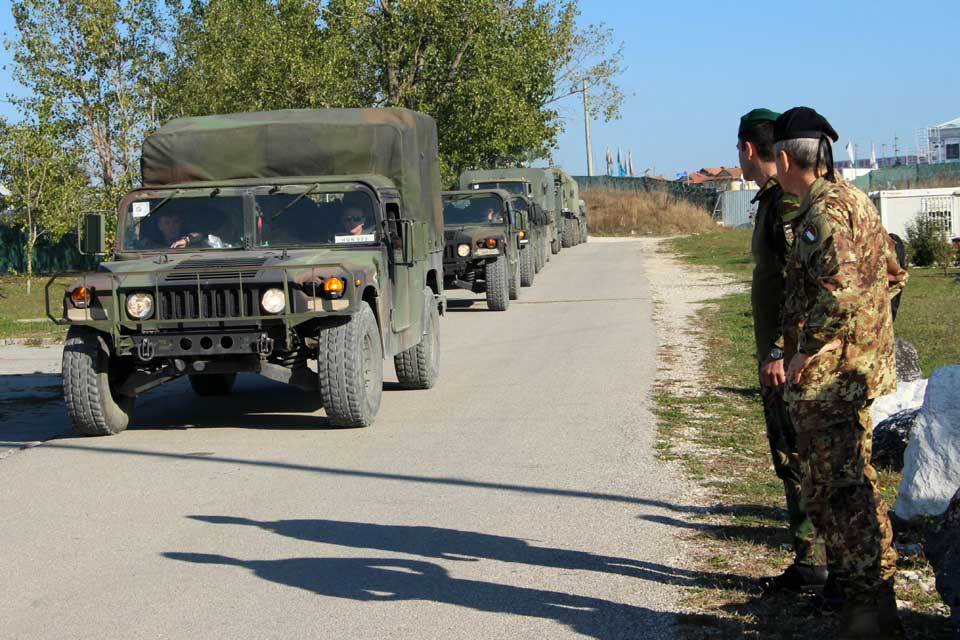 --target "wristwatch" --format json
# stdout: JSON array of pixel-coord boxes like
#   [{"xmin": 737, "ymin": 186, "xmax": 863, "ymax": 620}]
[{"xmin": 768, "ymin": 346, "xmax": 784, "ymax": 360}]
